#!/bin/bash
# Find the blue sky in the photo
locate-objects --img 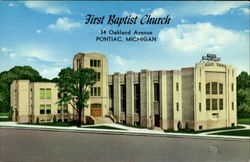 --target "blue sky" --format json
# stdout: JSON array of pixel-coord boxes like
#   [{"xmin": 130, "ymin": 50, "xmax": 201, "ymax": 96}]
[{"xmin": 0, "ymin": 1, "xmax": 249, "ymax": 79}]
